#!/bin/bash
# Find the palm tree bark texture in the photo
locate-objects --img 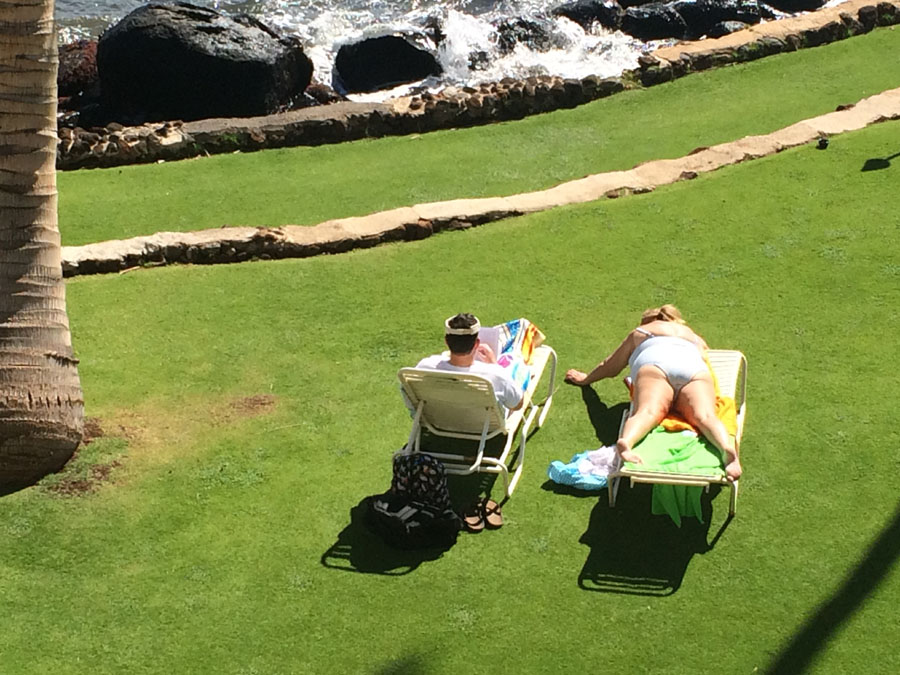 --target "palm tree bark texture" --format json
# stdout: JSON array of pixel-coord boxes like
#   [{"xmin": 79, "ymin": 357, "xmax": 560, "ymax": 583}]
[{"xmin": 0, "ymin": 0, "xmax": 83, "ymax": 492}]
